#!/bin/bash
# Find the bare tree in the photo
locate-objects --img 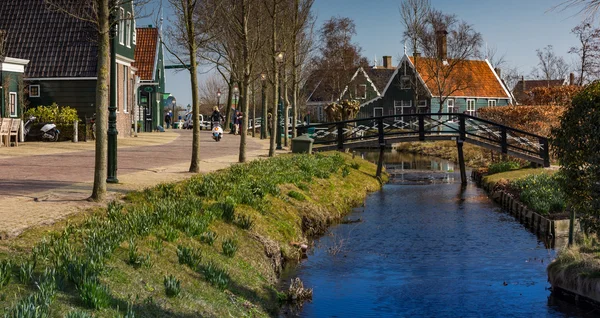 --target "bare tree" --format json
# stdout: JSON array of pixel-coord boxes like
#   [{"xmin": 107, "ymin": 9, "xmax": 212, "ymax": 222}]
[
  {"xmin": 418, "ymin": 9, "xmax": 483, "ymax": 113},
  {"xmin": 502, "ymin": 65, "xmax": 521, "ymax": 92},
  {"xmin": 482, "ymin": 44, "xmax": 507, "ymax": 69},
  {"xmin": 555, "ymin": 0, "xmax": 600, "ymax": 17},
  {"xmin": 163, "ymin": 0, "xmax": 217, "ymax": 172},
  {"xmin": 43, "ymin": 0, "xmax": 149, "ymax": 201},
  {"xmin": 569, "ymin": 19, "xmax": 600, "ymax": 84},
  {"xmin": 199, "ymin": 73, "xmax": 227, "ymax": 114},
  {"xmin": 531, "ymin": 45, "xmax": 570, "ymax": 81}
]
